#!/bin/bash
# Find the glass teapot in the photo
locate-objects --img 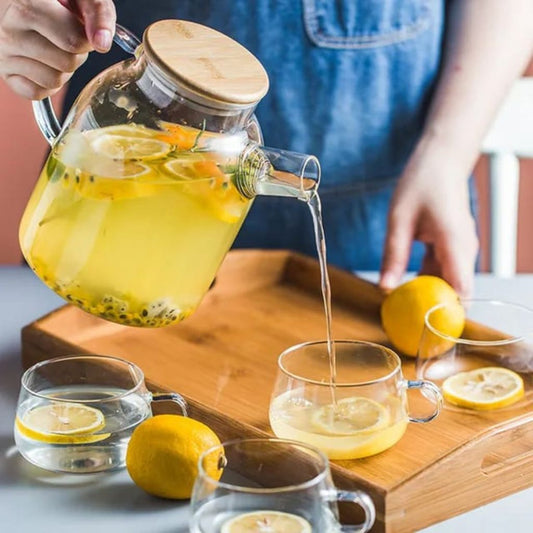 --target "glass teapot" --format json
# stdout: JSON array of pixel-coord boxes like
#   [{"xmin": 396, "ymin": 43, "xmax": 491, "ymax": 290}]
[{"xmin": 20, "ymin": 20, "xmax": 320, "ymax": 328}]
